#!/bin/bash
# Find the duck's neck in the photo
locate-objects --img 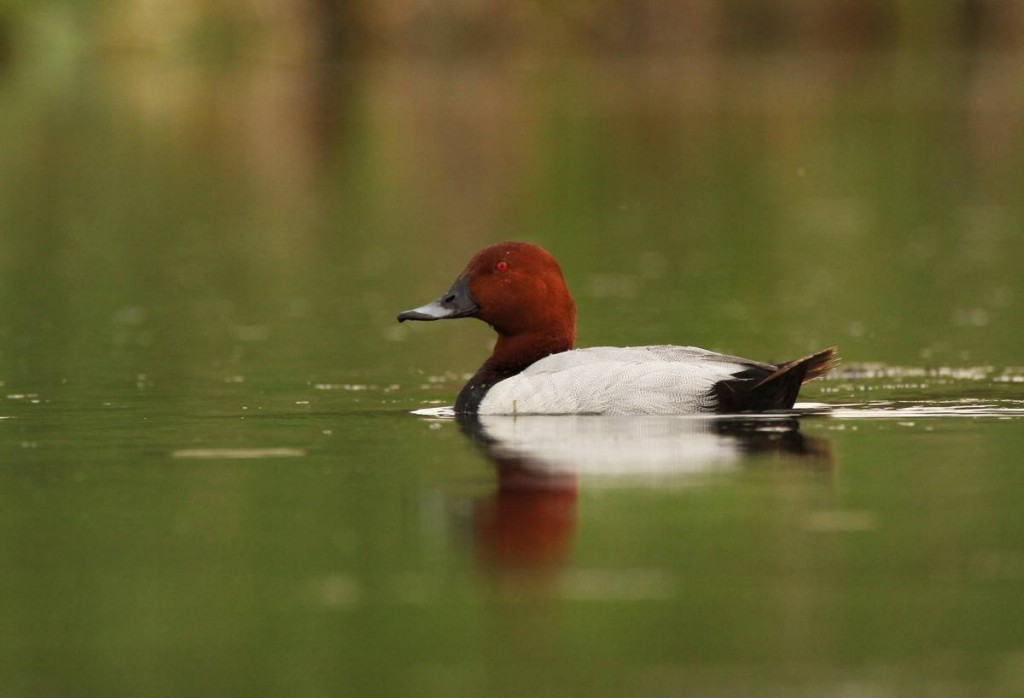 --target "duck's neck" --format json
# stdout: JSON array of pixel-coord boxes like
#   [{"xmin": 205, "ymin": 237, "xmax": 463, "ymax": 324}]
[
  {"xmin": 455, "ymin": 330, "xmax": 574, "ymax": 413},
  {"xmin": 488, "ymin": 331, "xmax": 574, "ymax": 372}
]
